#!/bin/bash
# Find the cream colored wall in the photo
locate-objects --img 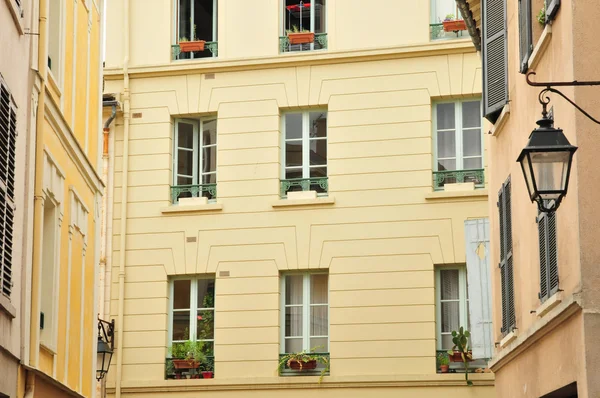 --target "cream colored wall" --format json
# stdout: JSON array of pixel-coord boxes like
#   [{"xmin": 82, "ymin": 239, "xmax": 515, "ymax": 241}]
[
  {"xmin": 104, "ymin": 0, "xmax": 470, "ymax": 68},
  {"xmin": 104, "ymin": 45, "xmax": 491, "ymax": 395}
]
